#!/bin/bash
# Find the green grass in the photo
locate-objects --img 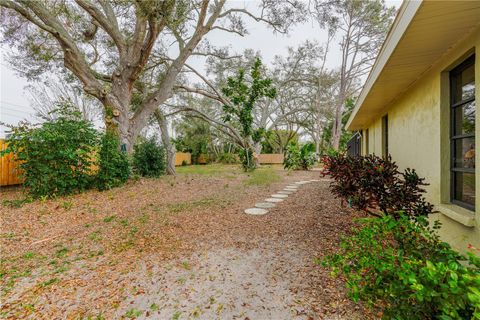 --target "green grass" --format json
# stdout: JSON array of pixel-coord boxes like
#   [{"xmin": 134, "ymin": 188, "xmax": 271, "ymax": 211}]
[
  {"xmin": 2, "ymin": 198, "xmax": 33, "ymax": 208},
  {"xmin": 172, "ymin": 310, "xmax": 181, "ymax": 320},
  {"xmin": 39, "ymin": 277, "xmax": 58, "ymax": 288},
  {"xmin": 176, "ymin": 164, "xmax": 238, "ymax": 176},
  {"xmin": 103, "ymin": 215, "xmax": 116, "ymax": 223},
  {"xmin": 55, "ymin": 247, "xmax": 69, "ymax": 258},
  {"xmin": 244, "ymin": 166, "xmax": 281, "ymax": 186},
  {"xmin": 177, "ymin": 164, "xmax": 281, "ymax": 186},
  {"xmin": 125, "ymin": 308, "xmax": 142, "ymax": 318}
]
